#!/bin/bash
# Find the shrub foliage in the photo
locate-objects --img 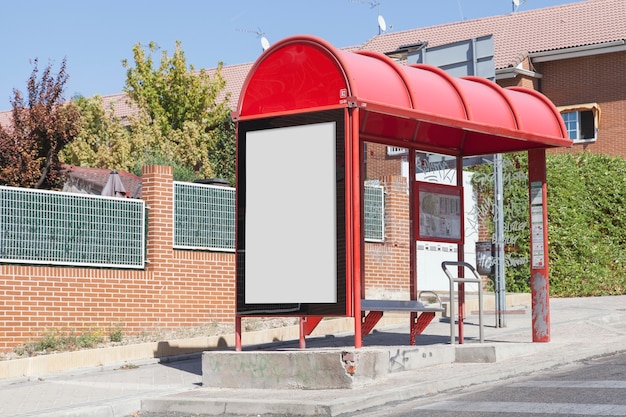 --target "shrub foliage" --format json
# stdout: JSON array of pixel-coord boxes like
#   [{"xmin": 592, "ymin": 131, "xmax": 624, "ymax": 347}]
[
  {"xmin": 547, "ymin": 152, "xmax": 626, "ymax": 296},
  {"xmin": 473, "ymin": 152, "xmax": 626, "ymax": 297}
]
